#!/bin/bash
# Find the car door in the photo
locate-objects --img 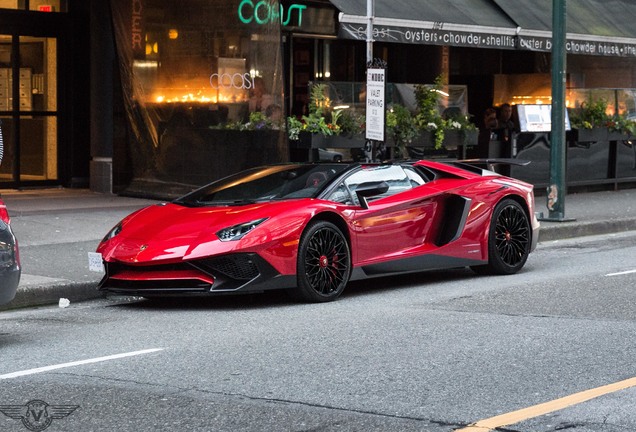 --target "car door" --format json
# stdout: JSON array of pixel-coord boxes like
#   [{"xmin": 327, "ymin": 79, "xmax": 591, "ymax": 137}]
[{"xmin": 336, "ymin": 165, "xmax": 442, "ymax": 266}]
